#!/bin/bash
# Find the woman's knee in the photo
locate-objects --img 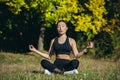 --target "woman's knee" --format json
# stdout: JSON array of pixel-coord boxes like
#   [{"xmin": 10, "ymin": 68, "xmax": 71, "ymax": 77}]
[
  {"xmin": 72, "ymin": 59, "xmax": 79, "ymax": 64},
  {"xmin": 41, "ymin": 59, "xmax": 49, "ymax": 66},
  {"xmin": 40, "ymin": 59, "xmax": 56, "ymax": 71},
  {"xmin": 71, "ymin": 59, "xmax": 79, "ymax": 68}
]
